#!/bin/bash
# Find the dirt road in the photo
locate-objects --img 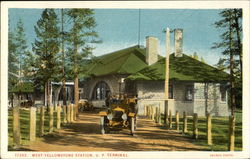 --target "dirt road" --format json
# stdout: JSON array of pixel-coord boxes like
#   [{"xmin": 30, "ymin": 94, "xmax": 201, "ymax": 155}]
[{"xmin": 24, "ymin": 111, "xmax": 205, "ymax": 151}]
